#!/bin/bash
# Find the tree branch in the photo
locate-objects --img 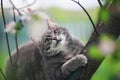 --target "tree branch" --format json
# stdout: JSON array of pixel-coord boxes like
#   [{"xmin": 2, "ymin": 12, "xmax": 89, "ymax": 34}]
[
  {"xmin": 9, "ymin": 0, "xmax": 22, "ymax": 15},
  {"xmin": 97, "ymin": 0, "xmax": 103, "ymax": 8},
  {"xmin": 1, "ymin": 0, "xmax": 13, "ymax": 66},
  {"xmin": 71, "ymin": 0, "xmax": 98, "ymax": 35},
  {"xmin": 66, "ymin": 1, "xmax": 120, "ymax": 80},
  {"xmin": 12, "ymin": 7, "xmax": 19, "ymax": 60},
  {"xmin": 80, "ymin": 0, "xmax": 113, "ymax": 54},
  {"xmin": 9, "ymin": 0, "xmax": 37, "ymax": 63}
]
